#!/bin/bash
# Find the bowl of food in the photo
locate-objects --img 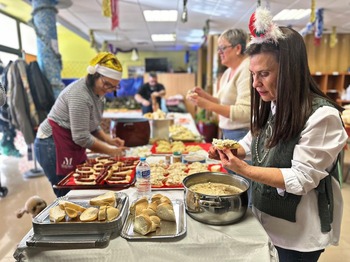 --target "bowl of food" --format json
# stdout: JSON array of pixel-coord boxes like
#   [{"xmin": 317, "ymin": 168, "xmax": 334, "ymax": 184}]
[{"xmin": 182, "ymin": 172, "xmax": 249, "ymax": 225}]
